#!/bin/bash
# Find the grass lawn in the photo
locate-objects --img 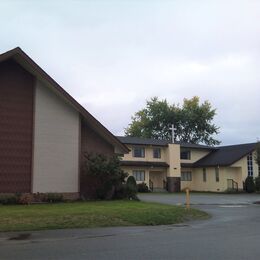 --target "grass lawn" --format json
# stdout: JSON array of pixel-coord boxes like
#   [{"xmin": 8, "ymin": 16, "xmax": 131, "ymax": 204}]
[{"xmin": 0, "ymin": 201, "xmax": 209, "ymax": 232}]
